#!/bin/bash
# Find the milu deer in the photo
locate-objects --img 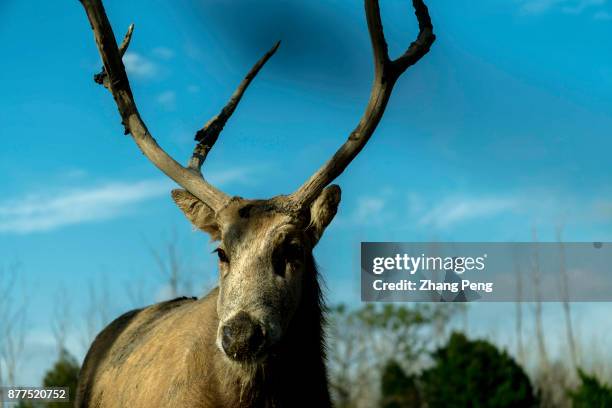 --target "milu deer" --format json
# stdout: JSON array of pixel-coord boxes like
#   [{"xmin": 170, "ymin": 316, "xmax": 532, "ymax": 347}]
[{"xmin": 75, "ymin": 0, "xmax": 435, "ymax": 407}]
